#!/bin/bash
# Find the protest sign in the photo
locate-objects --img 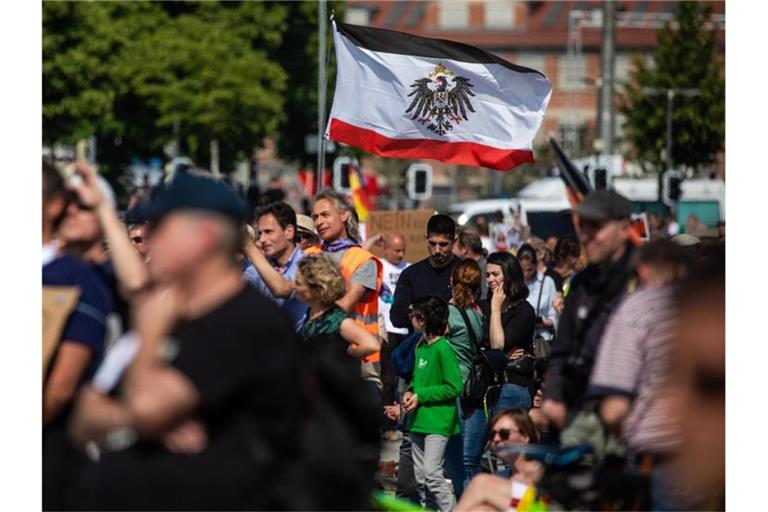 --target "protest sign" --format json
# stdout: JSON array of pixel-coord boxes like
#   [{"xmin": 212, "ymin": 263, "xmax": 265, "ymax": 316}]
[{"xmin": 365, "ymin": 210, "xmax": 434, "ymax": 263}]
